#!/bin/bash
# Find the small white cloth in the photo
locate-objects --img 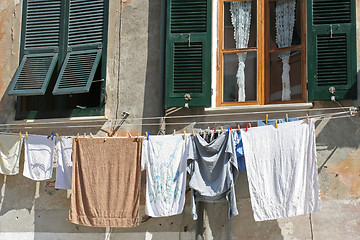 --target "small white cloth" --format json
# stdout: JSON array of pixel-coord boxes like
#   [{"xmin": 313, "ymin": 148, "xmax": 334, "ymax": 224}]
[
  {"xmin": 242, "ymin": 119, "xmax": 321, "ymax": 221},
  {"xmin": 55, "ymin": 138, "xmax": 73, "ymax": 189},
  {"xmin": 142, "ymin": 135, "xmax": 187, "ymax": 217},
  {"xmin": 23, "ymin": 135, "xmax": 55, "ymax": 181},
  {"xmin": 0, "ymin": 134, "xmax": 23, "ymax": 175}
]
